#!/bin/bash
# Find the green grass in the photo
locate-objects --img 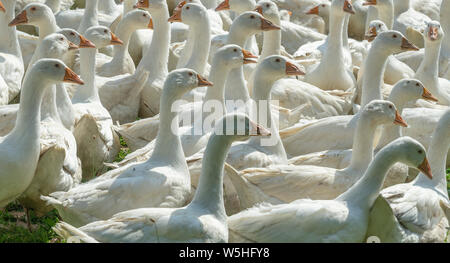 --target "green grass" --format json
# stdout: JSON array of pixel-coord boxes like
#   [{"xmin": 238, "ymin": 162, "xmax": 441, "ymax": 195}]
[{"xmin": 115, "ymin": 136, "xmax": 131, "ymax": 163}]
